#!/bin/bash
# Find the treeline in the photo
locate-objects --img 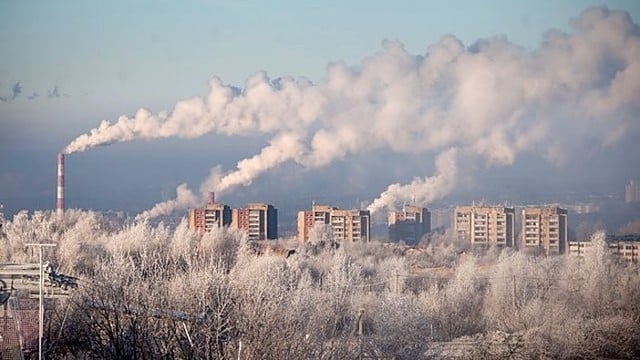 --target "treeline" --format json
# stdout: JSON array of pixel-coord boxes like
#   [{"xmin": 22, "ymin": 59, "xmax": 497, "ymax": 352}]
[{"xmin": 1, "ymin": 210, "xmax": 640, "ymax": 359}]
